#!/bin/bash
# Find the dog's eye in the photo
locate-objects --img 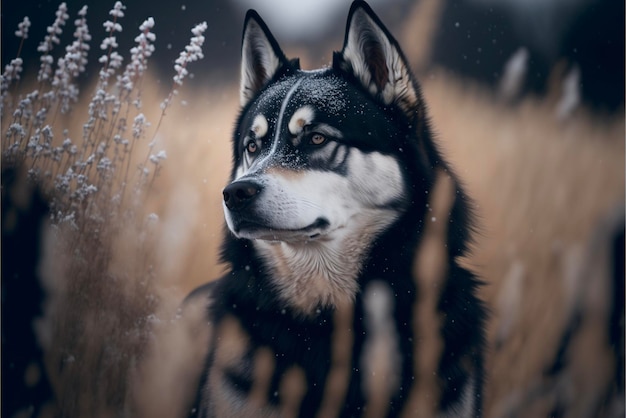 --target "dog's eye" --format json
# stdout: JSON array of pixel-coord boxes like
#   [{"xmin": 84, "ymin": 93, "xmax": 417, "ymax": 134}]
[
  {"xmin": 310, "ymin": 133, "xmax": 326, "ymax": 146},
  {"xmin": 246, "ymin": 141, "xmax": 258, "ymax": 154}
]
